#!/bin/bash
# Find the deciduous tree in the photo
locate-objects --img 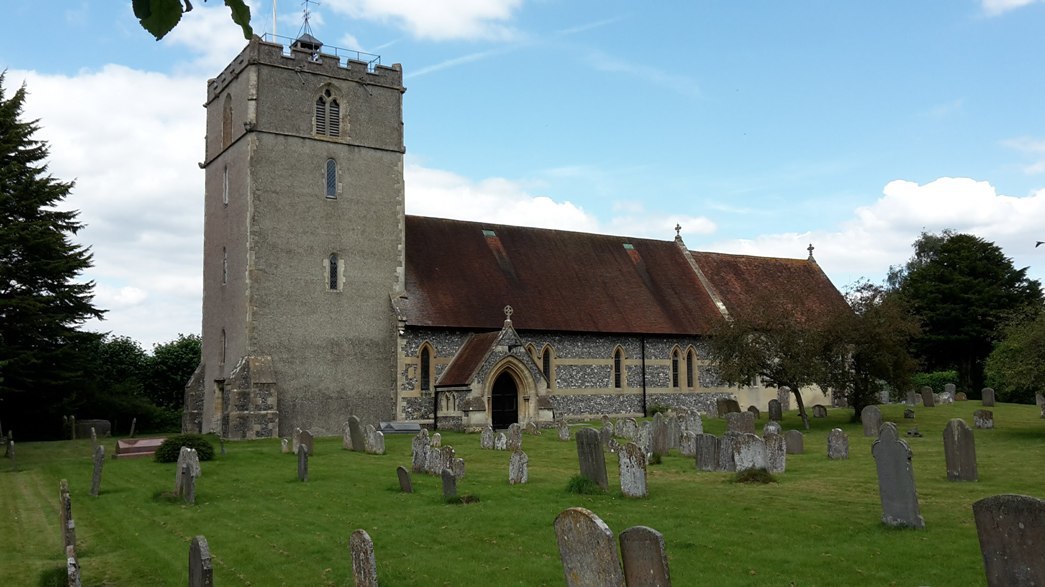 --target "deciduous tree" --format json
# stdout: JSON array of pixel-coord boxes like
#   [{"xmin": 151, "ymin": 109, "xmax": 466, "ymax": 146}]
[
  {"xmin": 148, "ymin": 333, "xmax": 201, "ymax": 411},
  {"xmin": 985, "ymin": 312, "xmax": 1045, "ymax": 404},
  {"xmin": 133, "ymin": 0, "xmax": 252, "ymax": 40}
]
